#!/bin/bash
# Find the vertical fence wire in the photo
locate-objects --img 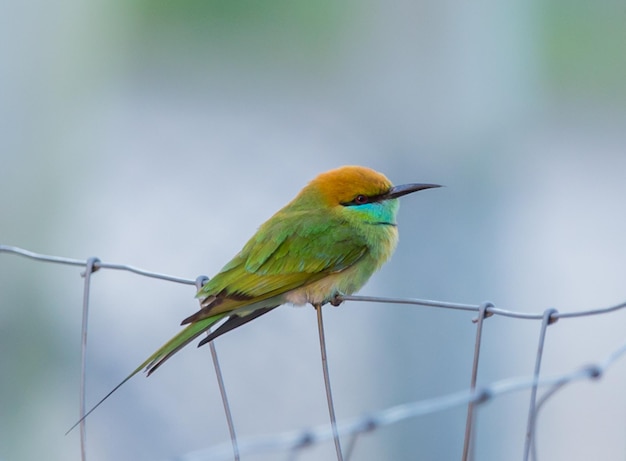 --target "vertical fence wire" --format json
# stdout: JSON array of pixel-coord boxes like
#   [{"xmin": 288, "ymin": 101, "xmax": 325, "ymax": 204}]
[
  {"xmin": 195, "ymin": 275, "xmax": 241, "ymax": 461},
  {"xmin": 523, "ymin": 308, "xmax": 559, "ymax": 461},
  {"xmin": 78, "ymin": 257, "xmax": 100, "ymax": 461},
  {"xmin": 461, "ymin": 301, "xmax": 493, "ymax": 461},
  {"xmin": 315, "ymin": 304, "xmax": 344, "ymax": 461}
]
